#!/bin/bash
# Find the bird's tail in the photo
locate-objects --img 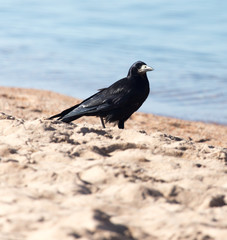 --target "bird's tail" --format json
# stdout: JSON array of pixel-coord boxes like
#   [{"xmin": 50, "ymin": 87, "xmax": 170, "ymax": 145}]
[{"xmin": 48, "ymin": 104, "xmax": 80, "ymax": 122}]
